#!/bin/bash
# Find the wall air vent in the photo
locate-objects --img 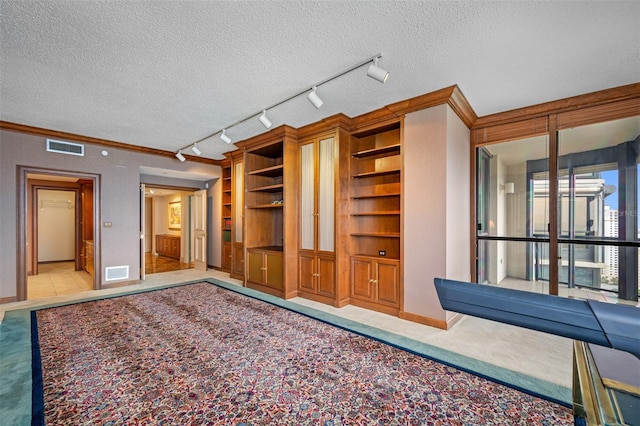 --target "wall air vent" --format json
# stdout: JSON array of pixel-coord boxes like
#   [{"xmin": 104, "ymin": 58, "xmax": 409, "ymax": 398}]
[
  {"xmin": 46, "ymin": 138, "xmax": 85, "ymax": 156},
  {"xmin": 105, "ymin": 265, "xmax": 129, "ymax": 281}
]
